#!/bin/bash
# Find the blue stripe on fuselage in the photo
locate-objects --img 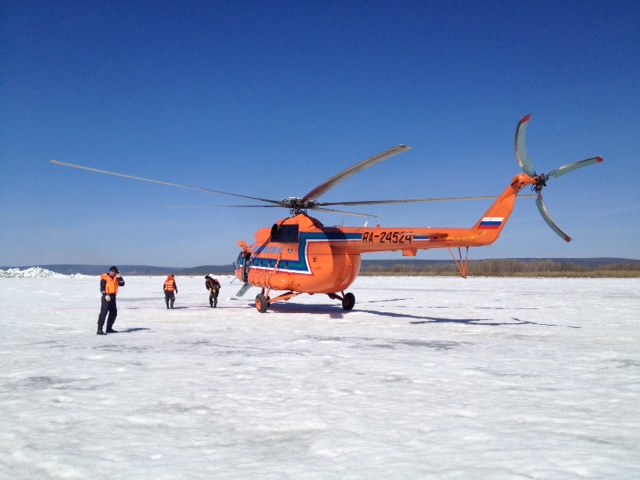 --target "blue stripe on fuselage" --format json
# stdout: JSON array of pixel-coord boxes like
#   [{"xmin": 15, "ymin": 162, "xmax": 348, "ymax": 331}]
[{"xmin": 250, "ymin": 230, "xmax": 361, "ymax": 275}]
